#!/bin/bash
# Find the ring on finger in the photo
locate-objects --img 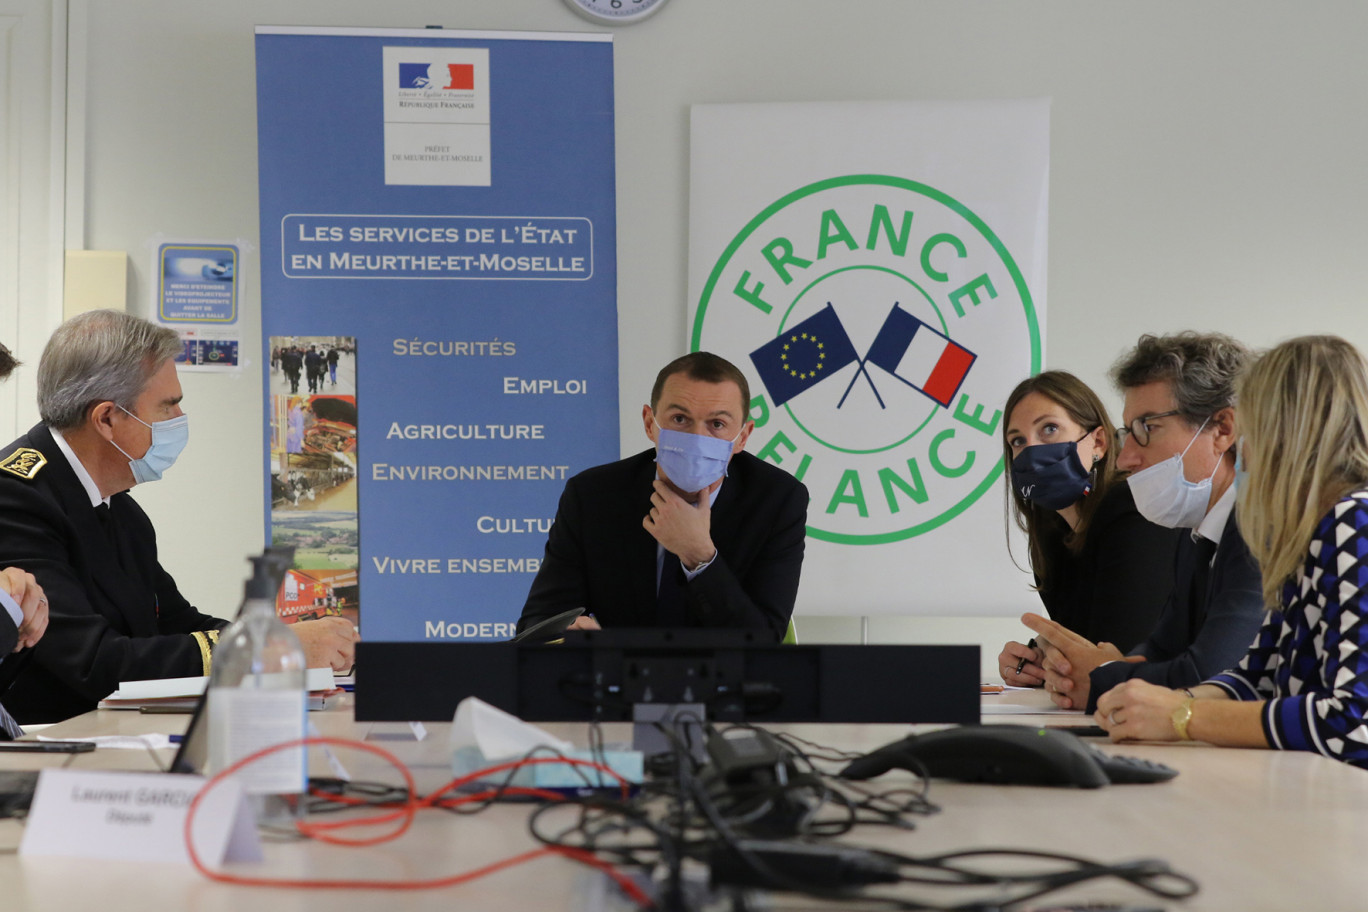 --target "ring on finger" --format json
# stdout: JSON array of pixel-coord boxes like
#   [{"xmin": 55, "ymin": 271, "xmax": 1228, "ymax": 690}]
[{"xmin": 1109, "ymin": 711, "xmax": 1117, "ymax": 725}]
